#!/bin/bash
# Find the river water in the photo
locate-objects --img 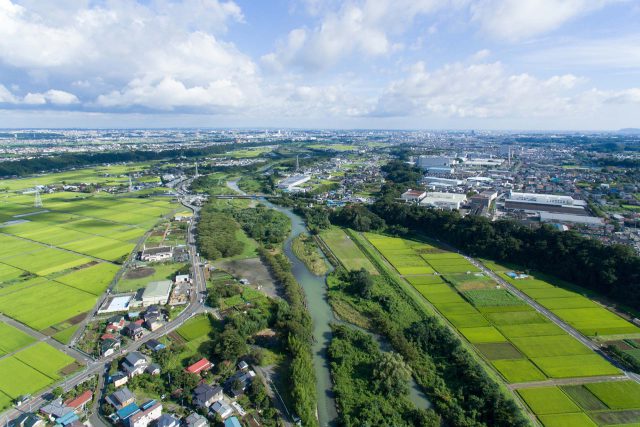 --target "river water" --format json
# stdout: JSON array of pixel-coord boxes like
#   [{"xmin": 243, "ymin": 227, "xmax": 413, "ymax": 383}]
[{"xmin": 225, "ymin": 182, "xmax": 429, "ymax": 425}]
